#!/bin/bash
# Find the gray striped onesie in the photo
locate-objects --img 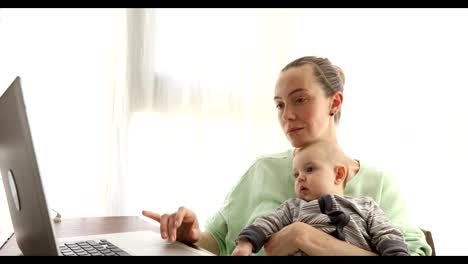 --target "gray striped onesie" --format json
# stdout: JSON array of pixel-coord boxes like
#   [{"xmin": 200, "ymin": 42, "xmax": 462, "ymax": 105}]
[{"xmin": 236, "ymin": 194, "xmax": 410, "ymax": 256}]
